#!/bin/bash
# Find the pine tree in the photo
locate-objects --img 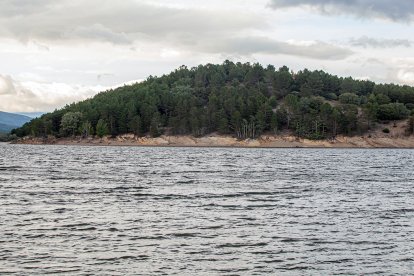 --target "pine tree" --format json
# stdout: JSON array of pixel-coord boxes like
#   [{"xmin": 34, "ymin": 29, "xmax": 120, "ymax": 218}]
[{"xmin": 96, "ymin": 119, "xmax": 109, "ymax": 138}]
